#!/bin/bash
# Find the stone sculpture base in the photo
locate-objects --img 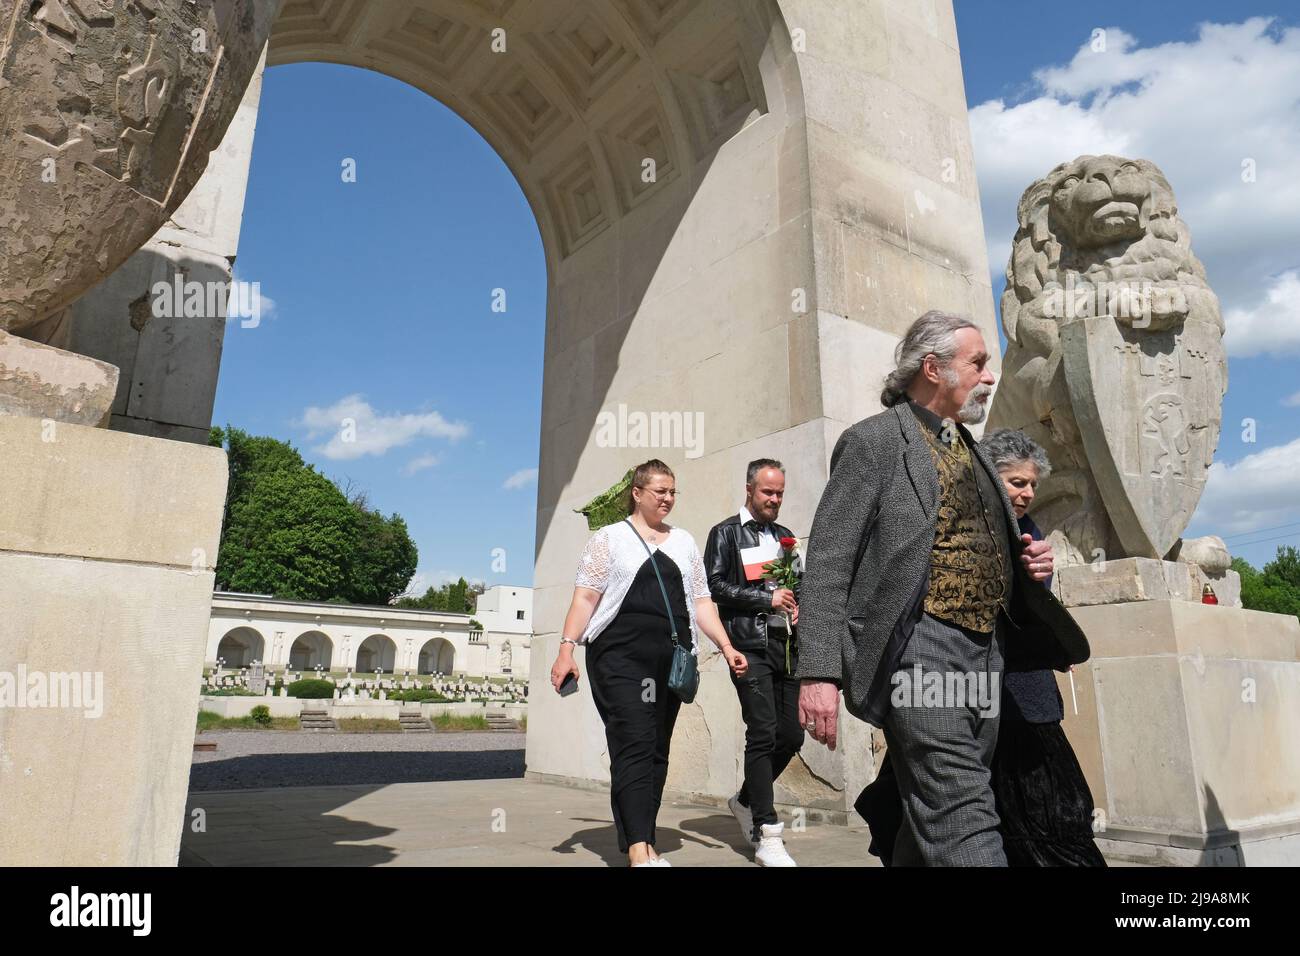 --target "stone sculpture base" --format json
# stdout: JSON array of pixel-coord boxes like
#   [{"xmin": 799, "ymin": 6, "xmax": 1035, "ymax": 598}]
[
  {"xmin": 1059, "ymin": 583, "xmax": 1300, "ymax": 866},
  {"xmin": 0, "ymin": 329, "xmax": 119, "ymax": 427},
  {"xmin": 1053, "ymin": 556, "xmax": 1240, "ymax": 608},
  {"xmin": 0, "ymin": 416, "xmax": 227, "ymax": 865}
]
